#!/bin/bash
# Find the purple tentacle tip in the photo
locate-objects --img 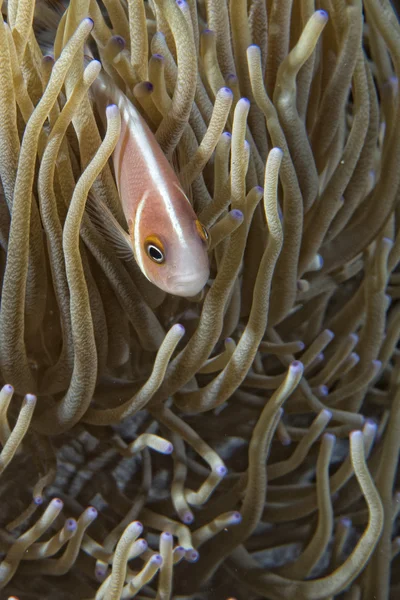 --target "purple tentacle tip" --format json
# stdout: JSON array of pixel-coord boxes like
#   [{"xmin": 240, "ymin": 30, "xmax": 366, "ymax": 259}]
[
  {"xmin": 131, "ymin": 521, "xmax": 143, "ymax": 535},
  {"xmin": 215, "ymin": 464, "xmax": 227, "ymax": 477},
  {"xmin": 231, "ymin": 512, "xmax": 242, "ymax": 524},
  {"xmin": 66, "ymin": 518, "xmax": 77, "ymax": 532},
  {"xmin": 290, "ymin": 360, "xmax": 303, "ymax": 372},
  {"xmin": 186, "ymin": 548, "xmax": 199, "ymax": 562},
  {"xmin": 280, "ymin": 437, "xmax": 292, "ymax": 446},
  {"xmin": 340, "ymin": 517, "xmax": 352, "ymax": 528},
  {"xmin": 95, "ymin": 565, "xmax": 107, "ymax": 581},
  {"xmin": 151, "ymin": 553, "xmax": 163, "ymax": 566},
  {"xmin": 364, "ymin": 419, "xmax": 378, "ymax": 433},
  {"xmin": 137, "ymin": 539, "xmax": 148, "ymax": 551},
  {"xmin": 34, "ymin": 495, "xmax": 43, "ymax": 505},
  {"xmin": 112, "ymin": 35, "xmax": 125, "ymax": 48},
  {"xmin": 106, "ymin": 103, "xmax": 119, "ymax": 115},
  {"xmin": 231, "ymin": 209, "xmax": 243, "ymax": 220},
  {"xmin": 182, "ymin": 511, "xmax": 194, "ymax": 525}
]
